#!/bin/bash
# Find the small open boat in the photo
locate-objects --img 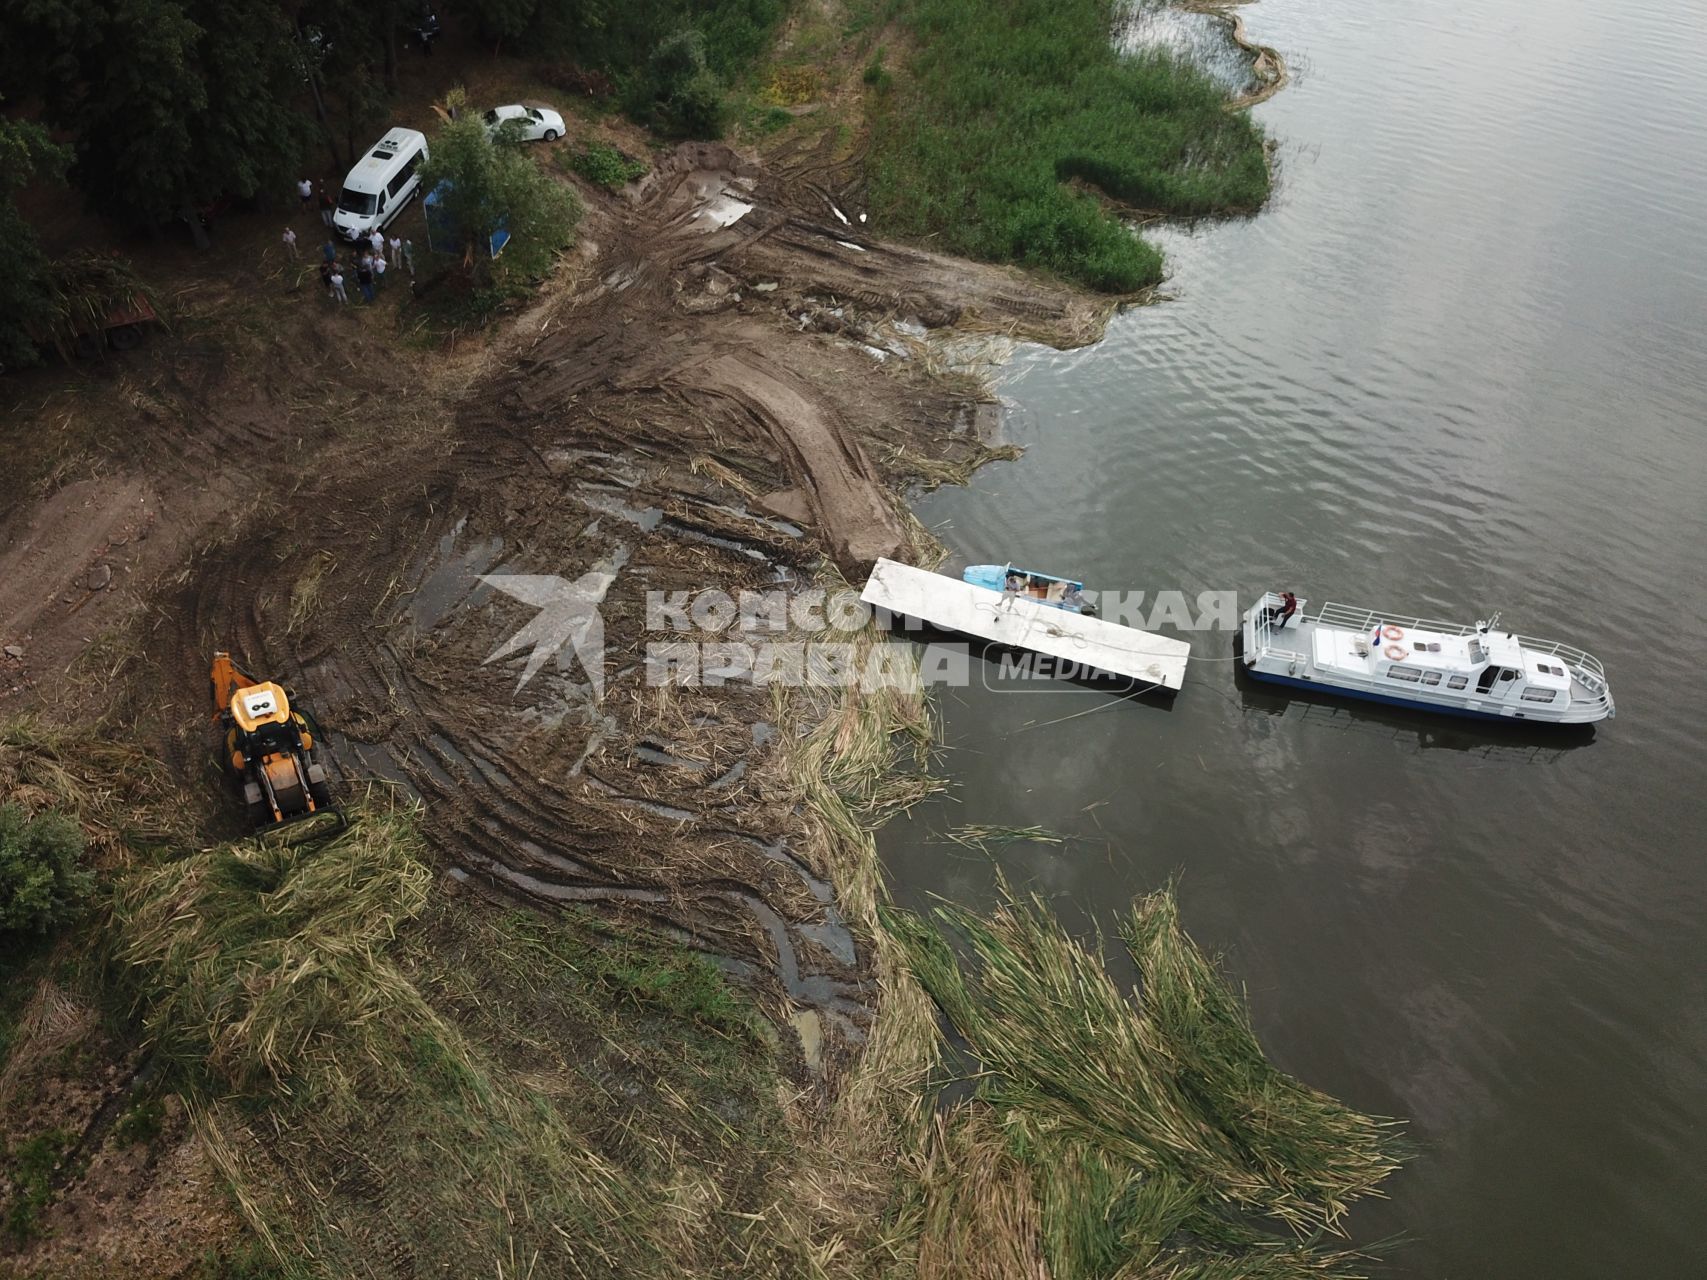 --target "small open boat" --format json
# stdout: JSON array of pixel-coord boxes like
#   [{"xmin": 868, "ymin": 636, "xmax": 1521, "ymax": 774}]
[
  {"xmin": 963, "ymin": 564, "xmax": 1096, "ymax": 615},
  {"xmin": 1240, "ymin": 592, "xmax": 1615, "ymax": 724}
]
